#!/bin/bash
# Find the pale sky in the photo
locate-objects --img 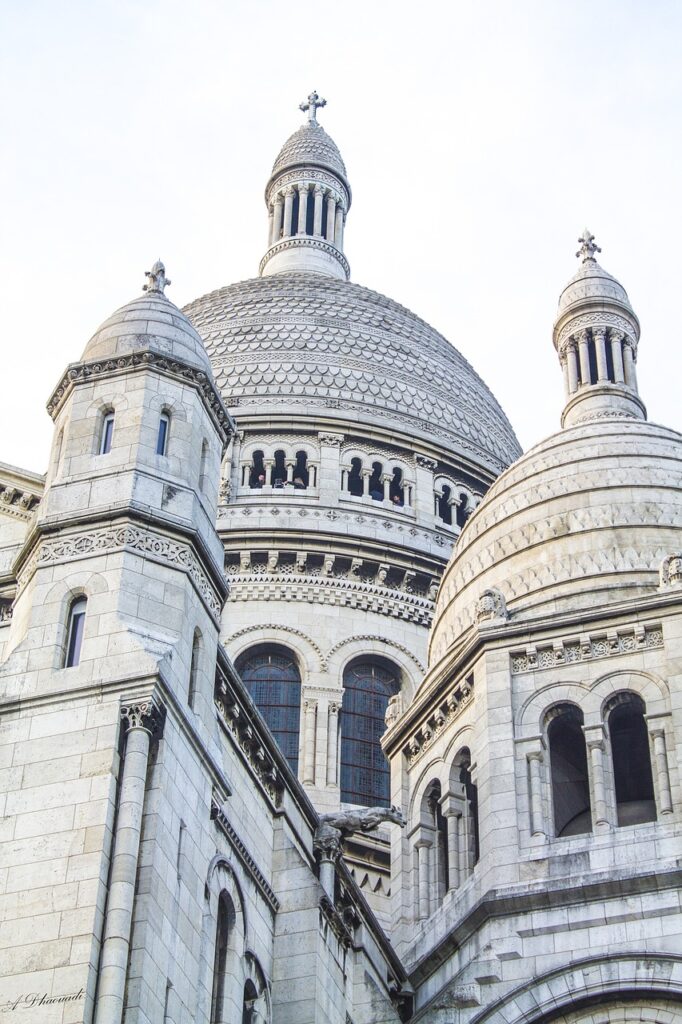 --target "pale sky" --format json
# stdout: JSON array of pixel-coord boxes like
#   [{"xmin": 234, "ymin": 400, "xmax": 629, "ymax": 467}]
[{"xmin": 2, "ymin": 0, "xmax": 681, "ymax": 474}]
